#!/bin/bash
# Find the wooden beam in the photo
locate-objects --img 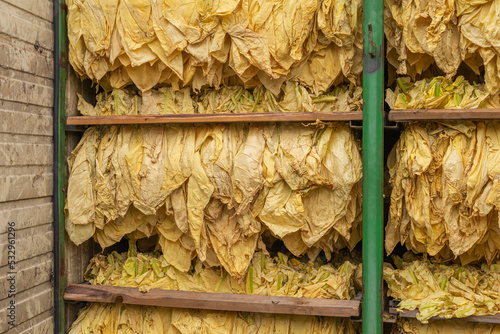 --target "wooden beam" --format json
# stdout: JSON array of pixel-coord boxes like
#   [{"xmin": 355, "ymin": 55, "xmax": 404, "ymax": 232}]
[
  {"xmin": 388, "ymin": 308, "xmax": 500, "ymax": 324},
  {"xmin": 389, "ymin": 109, "xmax": 500, "ymax": 122},
  {"xmin": 66, "ymin": 111, "xmax": 363, "ymax": 126},
  {"xmin": 64, "ymin": 284, "xmax": 360, "ymax": 318}
]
